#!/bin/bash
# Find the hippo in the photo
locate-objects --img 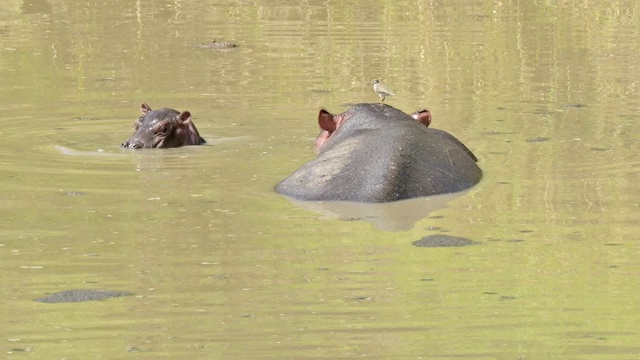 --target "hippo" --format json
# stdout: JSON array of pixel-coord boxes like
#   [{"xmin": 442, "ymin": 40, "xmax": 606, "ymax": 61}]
[
  {"xmin": 275, "ymin": 103, "xmax": 482, "ymax": 203},
  {"xmin": 121, "ymin": 103, "xmax": 205, "ymax": 149}
]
